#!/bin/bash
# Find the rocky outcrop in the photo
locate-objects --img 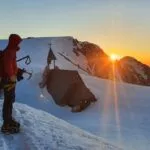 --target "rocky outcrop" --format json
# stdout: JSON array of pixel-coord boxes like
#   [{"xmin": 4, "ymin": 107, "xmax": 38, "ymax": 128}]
[
  {"xmin": 117, "ymin": 56, "xmax": 150, "ymax": 86},
  {"xmin": 73, "ymin": 38, "xmax": 150, "ymax": 86}
]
